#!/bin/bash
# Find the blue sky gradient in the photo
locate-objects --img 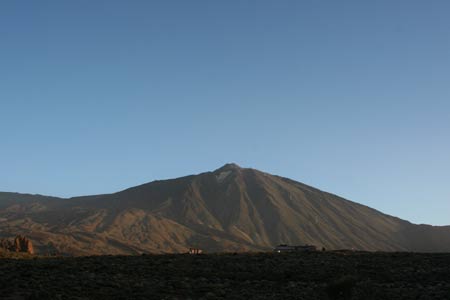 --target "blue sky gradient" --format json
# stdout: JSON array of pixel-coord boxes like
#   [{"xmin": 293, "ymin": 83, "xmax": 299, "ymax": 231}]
[{"xmin": 1, "ymin": 1, "xmax": 449, "ymax": 225}]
